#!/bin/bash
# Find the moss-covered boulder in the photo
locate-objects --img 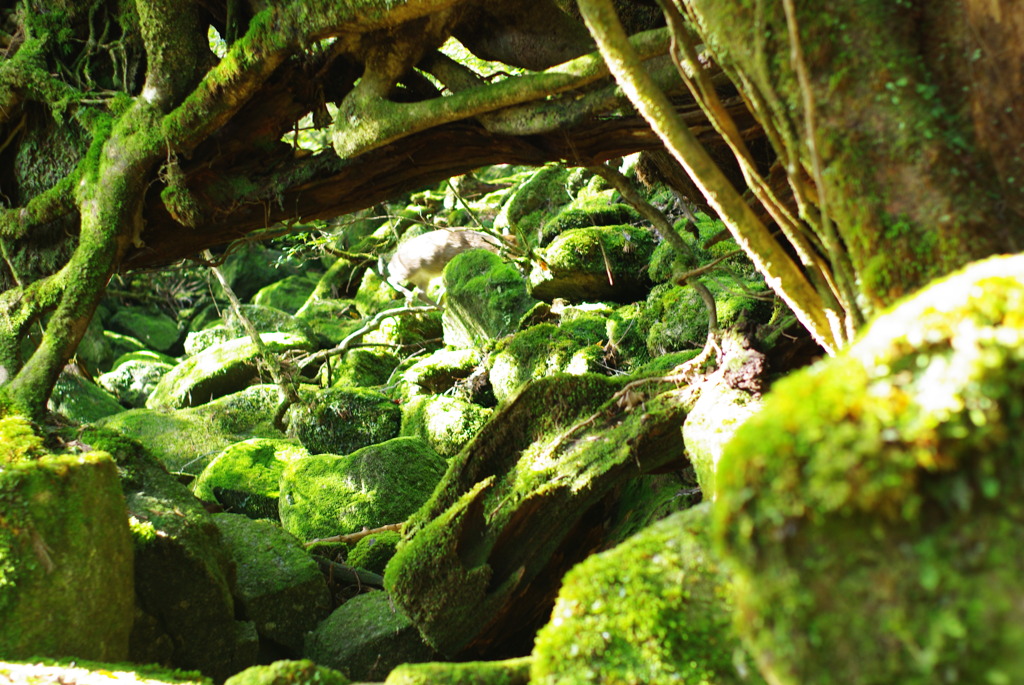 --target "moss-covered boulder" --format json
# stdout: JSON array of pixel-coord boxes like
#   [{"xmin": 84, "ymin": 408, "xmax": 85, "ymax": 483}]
[
  {"xmin": 384, "ymin": 656, "xmax": 531, "ymax": 684},
  {"xmin": 183, "ymin": 325, "xmax": 234, "ymax": 356},
  {"xmin": 493, "ymin": 163, "xmax": 572, "ymax": 235},
  {"xmin": 294, "ymin": 298, "xmax": 362, "ymax": 347},
  {"xmin": 107, "ymin": 307, "xmax": 181, "ymax": 353},
  {"xmin": 386, "ymin": 375, "xmax": 689, "ymax": 656},
  {"xmin": 539, "ymin": 199, "xmax": 642, "ymax": 245},
  {"xmin": 682, "ymin": 382, "xmax": 761, "ymax": 498},
  {"xmin": 98, "ymin": 354, "xmax": 175, "ymax": 408},
  {"xmin": 324, "ymin": 347, "xmax": 399, "ymax": 388},
  {"xmin": 0, "ymin": 452, "xmax": 134, "ymax": 661},
  {"xmin": 192, "ymin": 439, "xmax": 309, "ymax": 518},
  {"xmin": 76, "ymin": 315, "xmax": 114, "ymax": 372},
  {"xmin": 529, "ymin": 226, "xmax": 656, "ymax": 303},
  {"xmin": 223, "ymin": 304, "xmax": 317, "ymax": 341},
  {"xmin": 531, "ymin": 504, "xmax": 760, "ymax": 684},
  {"xmin": 354, "ymin": 269, "xmax": 402, "ymax": 316},
  {"xmin": 362, "ymin": 306, "xmax": 444, "ymax": 349},
  {"xmin": 81, "ymin": 430, "xmax": 258, "ymax": 680},
  {"xmin": 147, "ymin": 333, "xmax": 314, "ymax": 410},
  {"xmin": 214, "ymin": 514, "xmax": 332, "ymax": 653},
  {"xmin": 285, "ymin": 387, "xmax": 401, "ymax": 456},
  {"xmin": 225, "ymin": 660, "xmax": 348, "ymax": 685},
  {"xmin": 347, "ymin": 530, "xmax": 402, "ymax": 575},
  {"xmin": 97, "ymin": 385, "xmax": 284, "ymax": 475},
  {"xmin": 279, "ymin": 437, "xmax": 446, "ymax": 542},
  {"xmin": 488, "ymin": 322, "xmax": 606, "ymax": 402},
  {"xmin": 303, "ymin": 591, "xmax": 435, "ymax": 681},
  {"xmin": 399, "ymin": 348, "xmax": 482, "ymax": 400},
  {"xmin": 716, "ymin": 254, "xmax": 1024, "ymax": 684},
  {"xmin": 442, "ymin": 250, "xmax": 539, "ymax": 349},
  {"xmin": 48, "ymin": 367, "xmax": 126, "ymax": 422},
  {"xmin": 251, "ymin": 275, "xmax": 319, "ymax": 314},
  {"xmin": 400, "ymin": 395, "xmax": 492, "ymax": 458}
]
